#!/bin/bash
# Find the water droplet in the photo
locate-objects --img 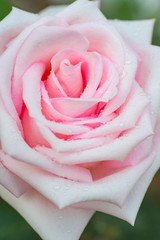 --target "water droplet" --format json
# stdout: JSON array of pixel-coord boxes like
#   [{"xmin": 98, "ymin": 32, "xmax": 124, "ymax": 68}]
[
  {"xmin": 121, "ymin": 71, "xmax": 126, "ymax": 78},
  {"xmin": 119, "ymin": 122, "xmax": 124, "ymax": 127},
  {"xmin": 126, "ymin": 60, "xmax": 131, "ymax": 64},
  {"xmin": 139, "ymin": 92, "xmax": 145, "ymax": 96},
  {"xmin": 119, "ymin": 136, "xmax": 124, "ymax": 141},
  {"xmin": 65, "ymin": 185, "xmax": 70, "ymax": 190},
  {"xmin": 58, "ymin": 215, "xmax": 63, "ymax": 220},
  {"xmin": 54, "ymin": 185, "xmax": 60, "ymax": 190},
  {"xmin": 67, "ymin": 229, "xmax": 72, "ymax": 234},
  {"xmin": 151, "ymin": 111, "xmax": 155, "ymax": 115},
  {"xmin": 68, "ymin": 129, "xmax": 73, "ymax": 134},
  {"xmin": 123, "ymin": 133, "xmax": 128, "ymax": 137},
  {"xmin": 84, "ymin": 187, "xmax": 89, "ymax": 191}
]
